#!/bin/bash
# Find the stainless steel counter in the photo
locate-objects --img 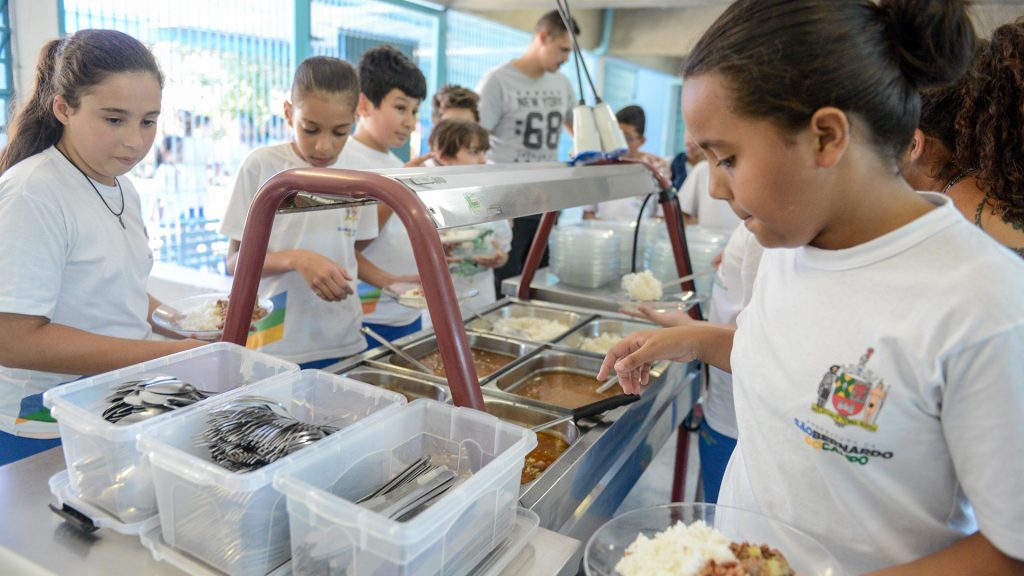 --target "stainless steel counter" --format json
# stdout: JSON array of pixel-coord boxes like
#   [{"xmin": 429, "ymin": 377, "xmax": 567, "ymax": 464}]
[
  {"xmin": 331, "ymin": 297, "xmax": 698, "ymax": 544},
  {"xmin": 0, "ymin": 448, "xmax": 581, "ymax": 576},
  {"xmin": 501, "ymin": 269, "xmax": 625, "ymax": 313}
]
